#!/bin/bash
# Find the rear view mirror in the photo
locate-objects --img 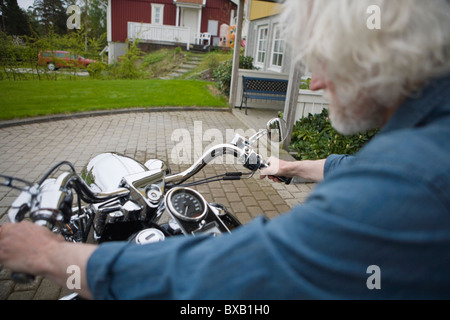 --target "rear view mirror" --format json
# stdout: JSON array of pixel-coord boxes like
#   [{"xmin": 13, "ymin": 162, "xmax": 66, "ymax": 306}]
[{"xmin": 266, "ymin": 118, "xmax": 287, "ymax": 143}]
